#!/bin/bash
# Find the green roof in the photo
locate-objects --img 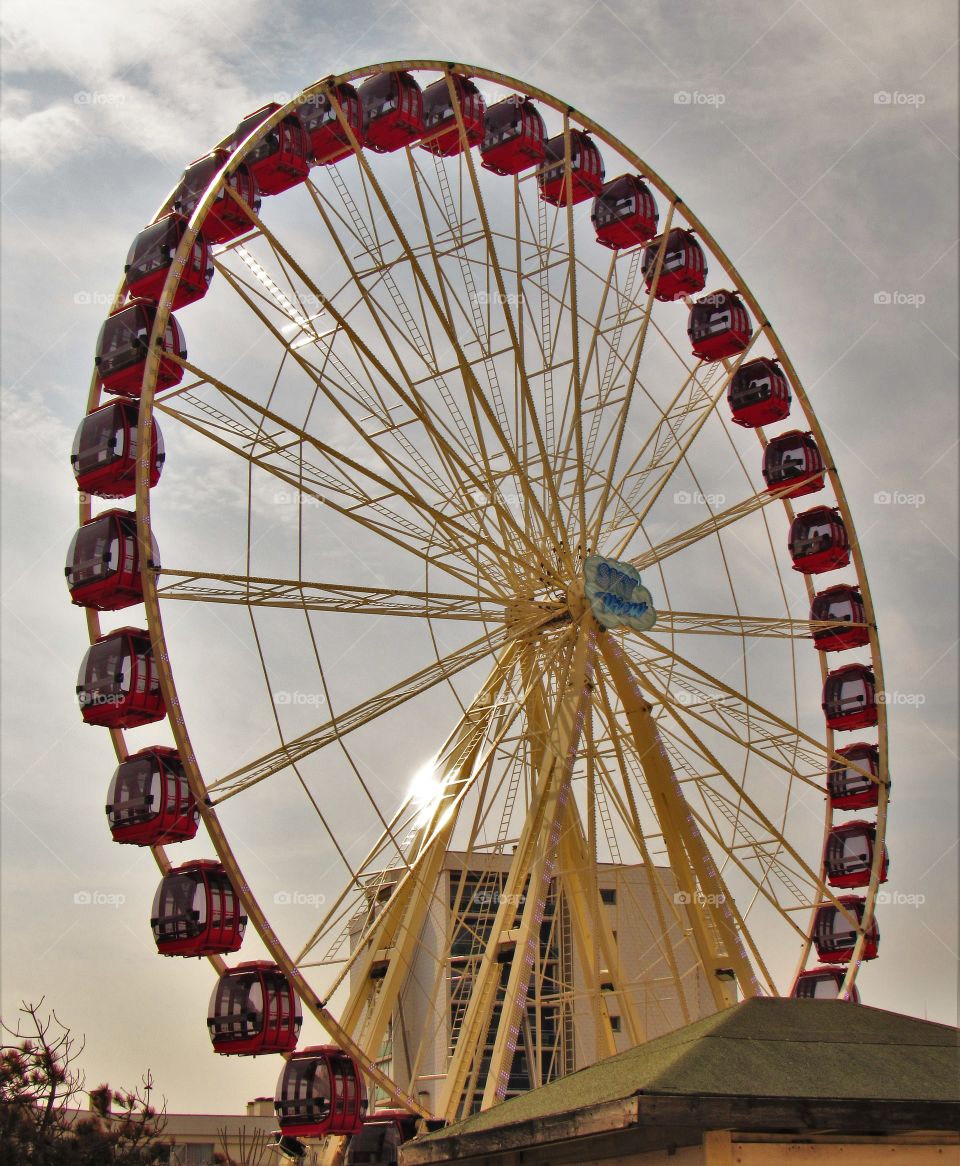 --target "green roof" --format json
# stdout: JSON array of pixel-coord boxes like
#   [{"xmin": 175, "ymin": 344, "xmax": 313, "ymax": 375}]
[{"xmin": 432, "ymin": 998, "xmax": 960, "ymax": 1138}]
